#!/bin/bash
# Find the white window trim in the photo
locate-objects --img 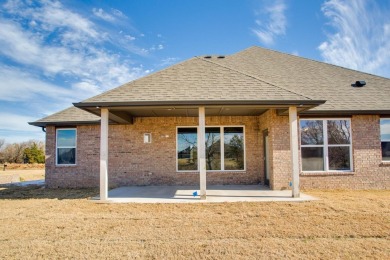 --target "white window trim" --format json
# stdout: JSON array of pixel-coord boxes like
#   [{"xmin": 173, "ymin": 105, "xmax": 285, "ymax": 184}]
[
  {"xmin": 56, "ymin": 128, "xmax": 77, "ymax": 166},
  {"xmin": 176, "ymin": 125, "xmax": 246, "ymax": 172},
  {"xmin": 300, "ymin": 118, "xmax": 353, "ymax": 172},
  {"xmin": 380, "ymin": 118, "xmax": 390, "ymax": 162}
]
